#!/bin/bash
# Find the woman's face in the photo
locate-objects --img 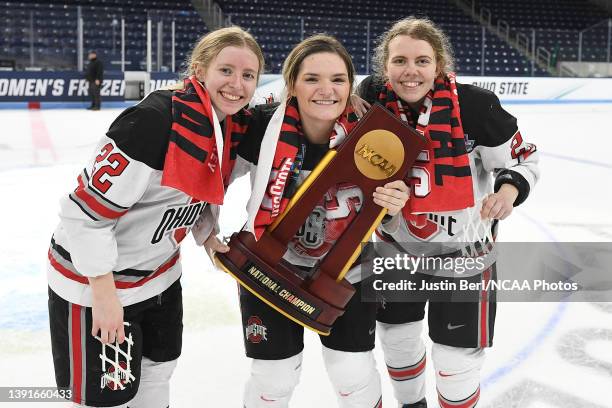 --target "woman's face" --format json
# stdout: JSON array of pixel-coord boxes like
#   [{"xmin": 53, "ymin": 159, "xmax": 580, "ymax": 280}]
[
  {"xmin": 385, "ymin": 35, "xmax": 439, "ymax": 110},
  {"xmin": 291, "ymin": 52, "xmax": 351, "ymax": 127},
  {"xmin": 196, "ymin": 46, "xmax": 259, "ymax": 117}
]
